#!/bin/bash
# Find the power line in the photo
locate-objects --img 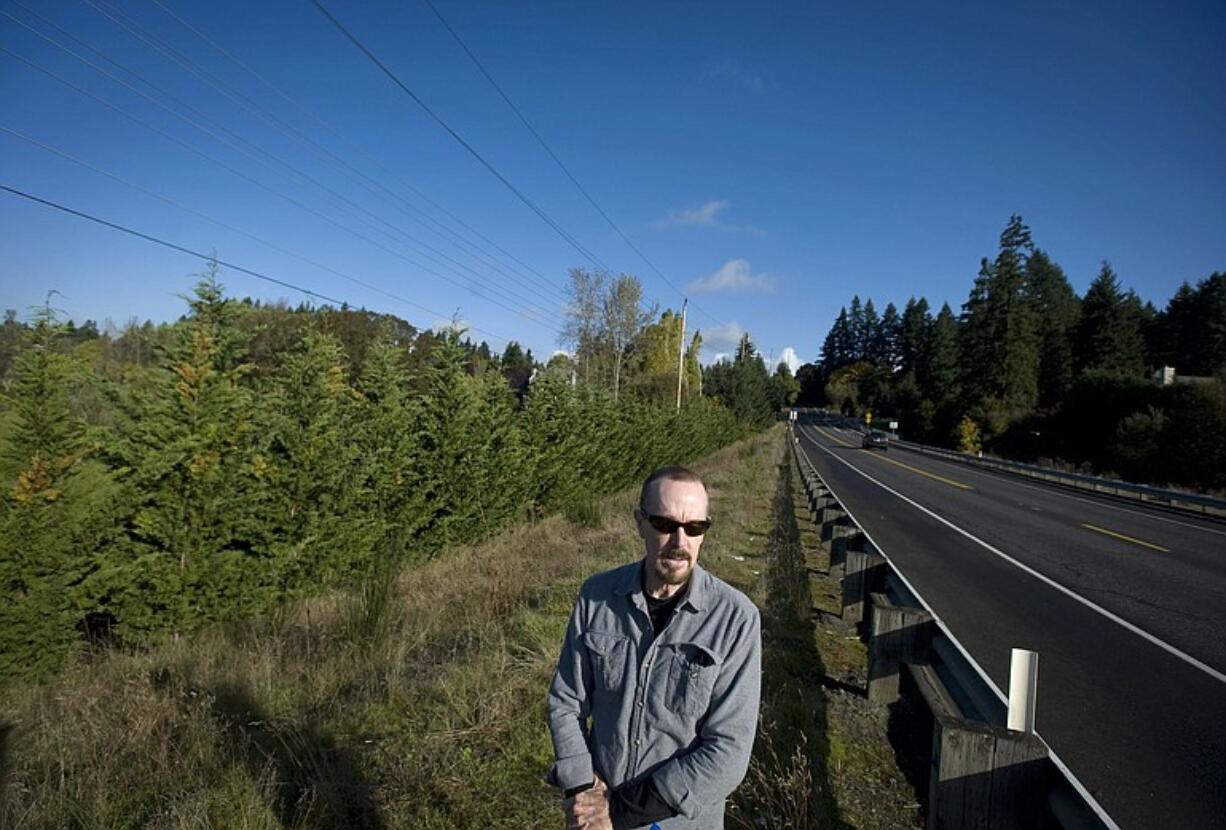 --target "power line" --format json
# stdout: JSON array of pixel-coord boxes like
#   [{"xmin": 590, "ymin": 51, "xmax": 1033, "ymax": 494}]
[
  {"xmin": 146, "ymin": 0, "xmax": 569, "ymax": 302},
  {"xmin": 309, "ymin": 0, "xmax": 614, "ymax": 276},
  {"xmin": 0, "ymin": 124, "xmax": 526, "ymax": 339},
  {"xmin": 419, "ymin": 0, "xmax": 732, "ymax": 331},
  {"xmin": 0, "ymin": 183, "xmax": 524, "ymax": 346},
  {"xmin": 45, "ymin": 0, "xmax": 566, "ymax": 315},
  {"xmin": 133, "ymin": 0, "xmax": 569, "ymax": 306},
  {"xmin": 0, "ymin": 43, "xmax": 564, "ymax": 332}
]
